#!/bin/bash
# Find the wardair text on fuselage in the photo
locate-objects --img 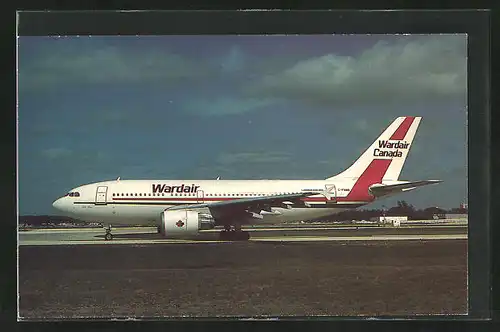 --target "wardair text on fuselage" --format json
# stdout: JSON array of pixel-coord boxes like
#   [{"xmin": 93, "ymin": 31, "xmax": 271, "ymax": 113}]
[{"xmin": 152, "ymin": 184, "xmax": 200, "ymax": 193}]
